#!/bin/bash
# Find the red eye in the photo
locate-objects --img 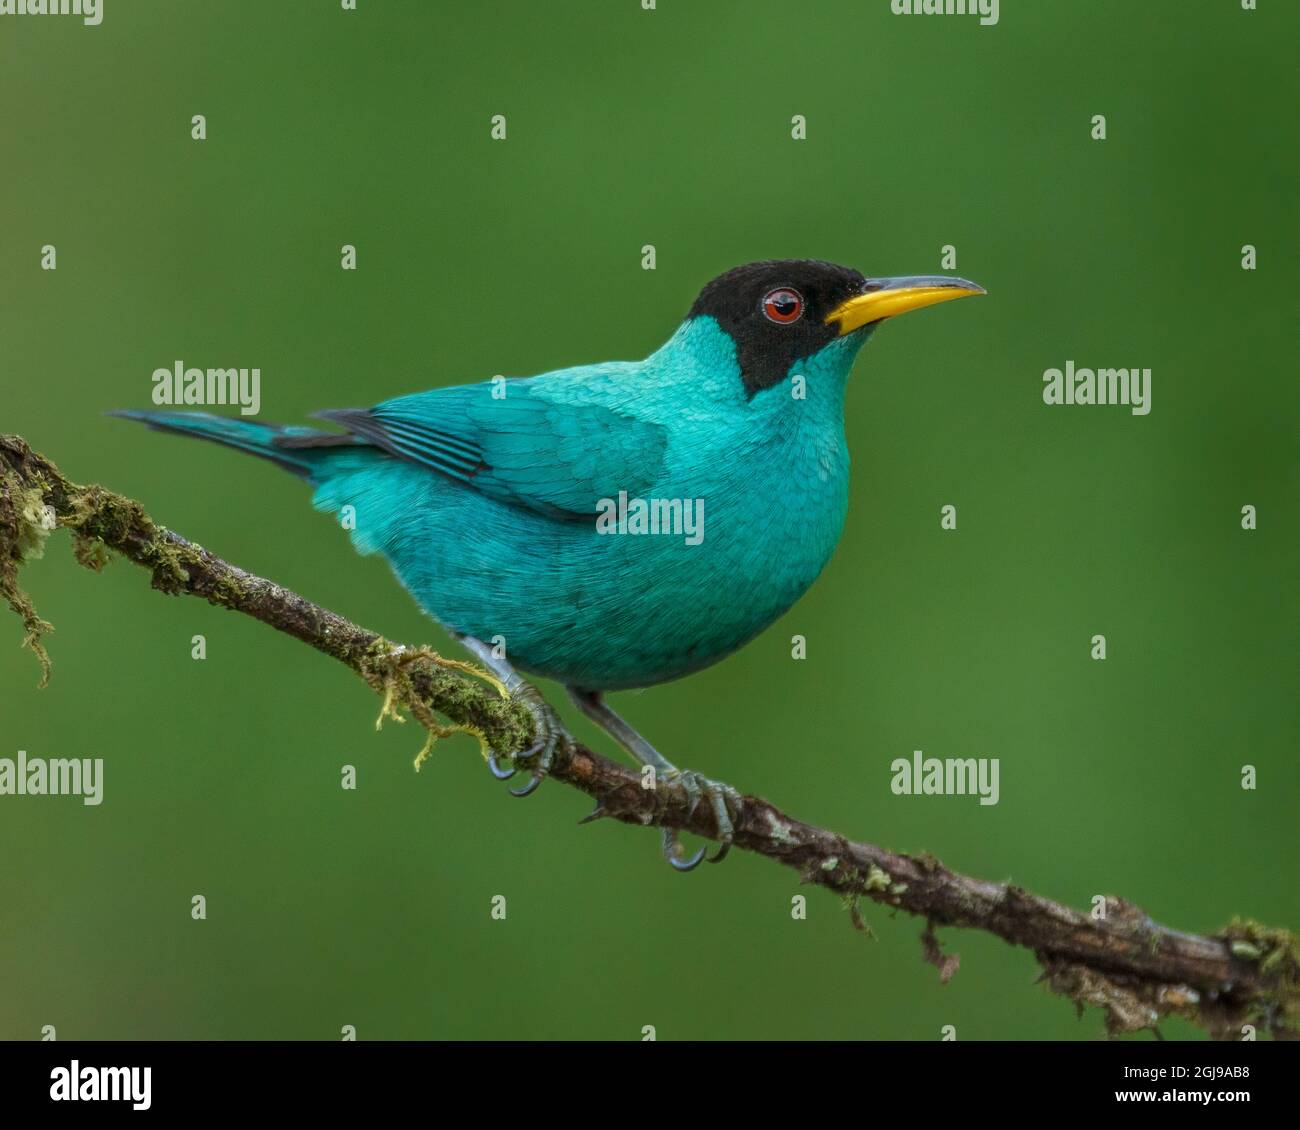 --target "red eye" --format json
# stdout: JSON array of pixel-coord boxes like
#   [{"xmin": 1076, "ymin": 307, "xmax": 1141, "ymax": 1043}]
[{"xmin": 762, "ymin": 287, "xmax": 803, "ymax": 324}]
